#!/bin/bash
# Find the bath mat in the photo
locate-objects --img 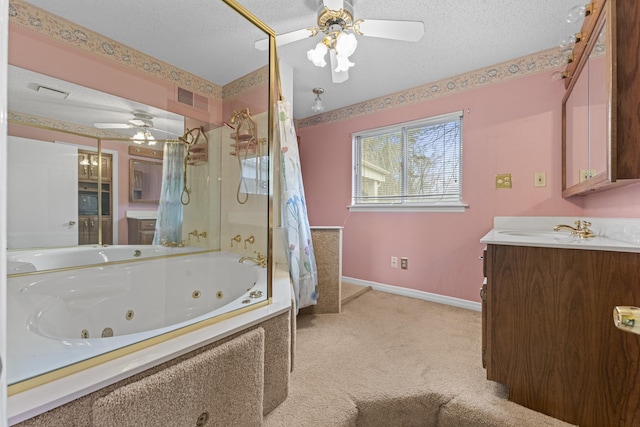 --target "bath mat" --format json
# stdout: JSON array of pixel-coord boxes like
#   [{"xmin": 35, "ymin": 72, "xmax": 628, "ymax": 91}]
[{"xmin": 92, "ymin": 328, "xmax": 265, "ymax": 427}]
